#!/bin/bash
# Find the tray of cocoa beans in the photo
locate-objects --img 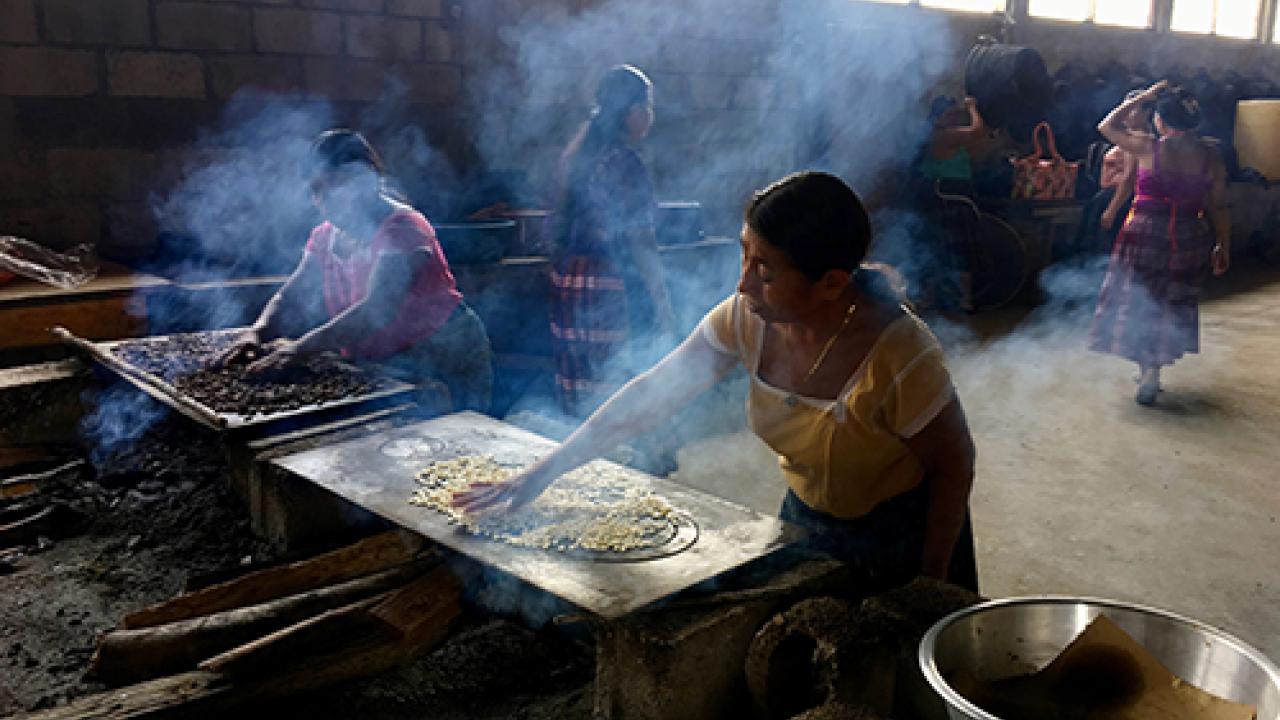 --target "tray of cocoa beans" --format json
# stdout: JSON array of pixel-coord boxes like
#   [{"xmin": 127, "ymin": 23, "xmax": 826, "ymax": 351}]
[{"xmin": 53, "ymin": 327, "xmax": 416, "ymax": 431}]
